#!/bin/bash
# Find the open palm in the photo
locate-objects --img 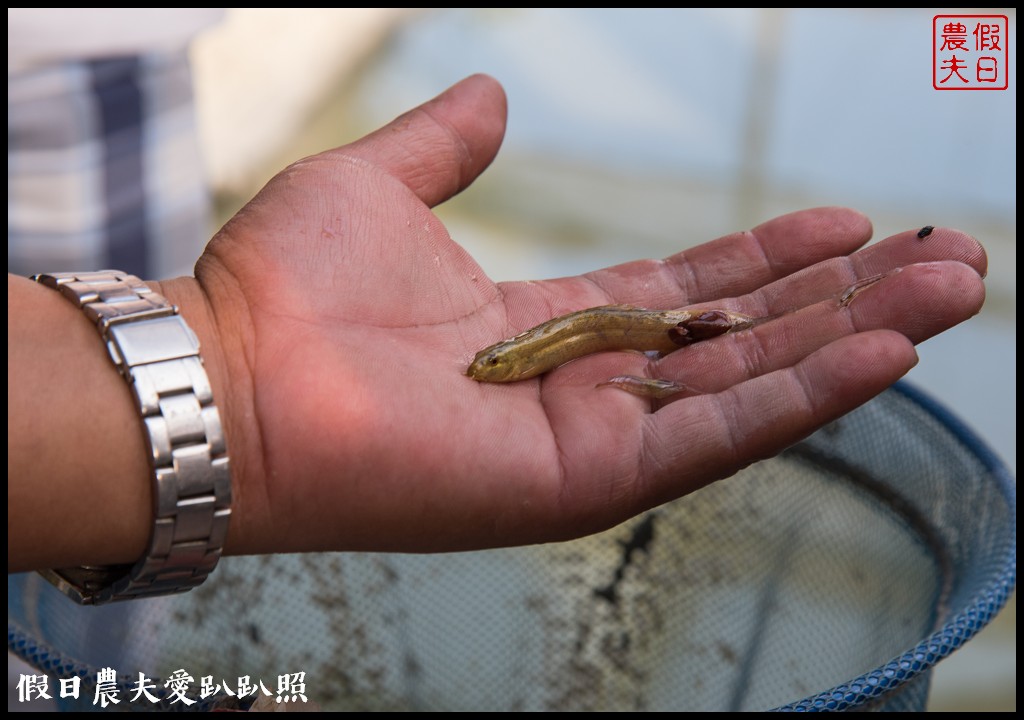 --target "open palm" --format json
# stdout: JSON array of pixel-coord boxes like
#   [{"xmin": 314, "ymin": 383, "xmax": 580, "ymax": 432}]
[{"xmin": 179, "ymin": 75, "xmax": 986, "ymax": 558}]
